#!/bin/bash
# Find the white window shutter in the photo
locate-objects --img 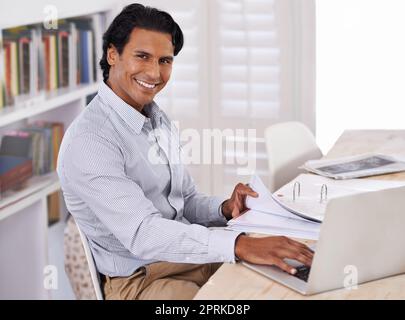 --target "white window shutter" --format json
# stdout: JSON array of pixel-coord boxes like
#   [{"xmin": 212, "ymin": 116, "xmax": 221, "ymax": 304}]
[
  {"xmin": 210, "ymin": 0, "xmax": 285, "ymax": 197},
  {"xmin": 216, "ymin": 0, "xmax": 281, "ymax": 120},
  {"xmin": 209, "ymin": 0, "xmax": 316, "ymax": 197}
]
